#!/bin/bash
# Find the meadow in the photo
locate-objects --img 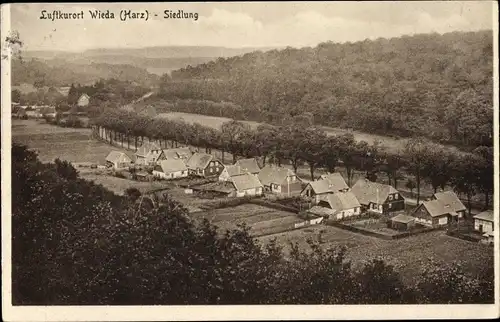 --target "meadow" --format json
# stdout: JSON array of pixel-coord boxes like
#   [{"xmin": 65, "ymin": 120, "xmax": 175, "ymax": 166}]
[{"xmin": 256, "ymin": 225, "xmax": 494, "ymax": 286}]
